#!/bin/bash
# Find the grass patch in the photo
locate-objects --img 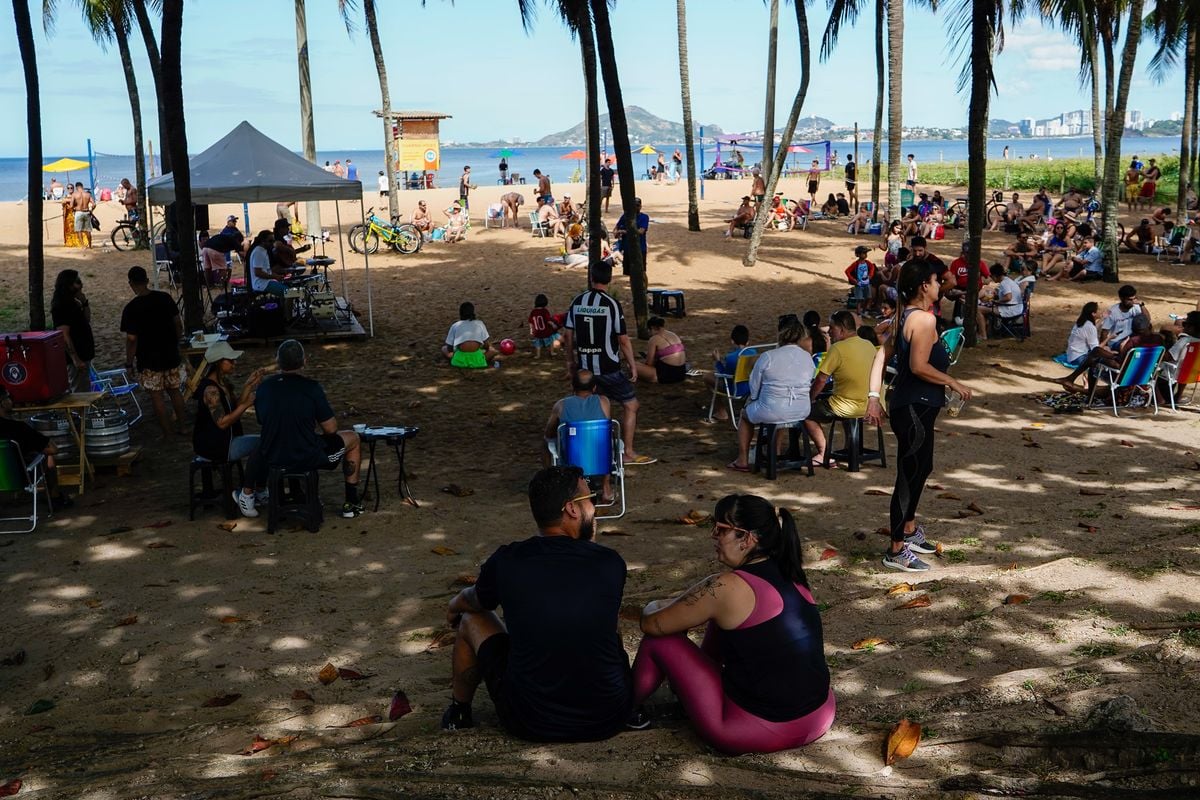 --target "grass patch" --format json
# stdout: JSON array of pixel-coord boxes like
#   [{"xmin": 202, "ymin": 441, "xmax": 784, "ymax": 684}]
[
  {"xmin": 1074, "ymin": 642, "xmax": 1119, "ymax": 658},
  {"xmin": 994, "ymin": 542, "xmax": 1012, "ymax": 552},
  {"xmin": 900, "ymin": 680, "xmax": 923, "ymax": 694},
  {"xmin": 1127, "ymin": 559, "xmax": 1178, "ymax": 579},
  {"xmin": 960, "ymin": 536, "xmax": 981, "ymax": 546},
  {"xmin": 1180, "ymin": 611, "xmax": 1200, "ymax": 624},
  {"xmin": 1176, "ymin": 629, "xmax": 1200, "ymax": 647},
  {"xmin": 817, "ymin": 601, "xmax": 833, "ymax": 613},
  {"xmin": 1061, "ymin": 668, "xmax": 1103, "ymax": 689},
  {"xmin": 924, "ymin": 635, "xmax": 950, "ymax": 656},
  {"xmin": 1039, "ymin": 590, "xmax": 1070, "ymax": 604},
  {"xmin": 1106, "ymin": 624, "xmax": 1131, "ymax": 637},
  {"xmin": 1182, "ymin": 523, "xmax": 1200, "ymax": 535},
  {"xmin": 941, "ymin": 549, "xmax": 969, "ymax": 564}
]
